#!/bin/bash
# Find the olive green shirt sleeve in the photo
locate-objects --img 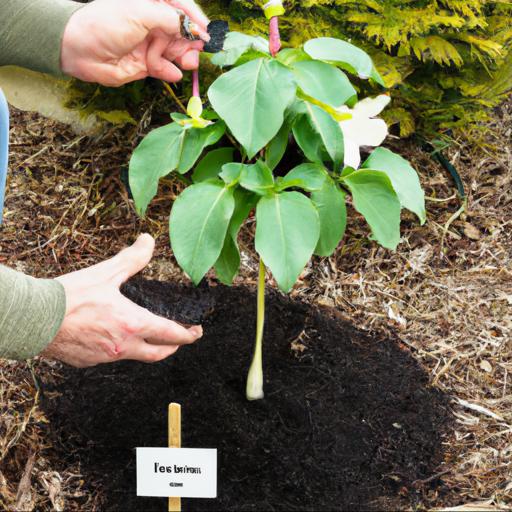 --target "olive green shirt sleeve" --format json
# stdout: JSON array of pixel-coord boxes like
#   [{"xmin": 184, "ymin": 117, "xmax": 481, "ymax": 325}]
[
  {"xmin": 0, "ymin": 265, "xmax": 66, "ymax": 360},
  {"xmin": 0, "ymin": 0, "xmax": 84, "ymax": 76},
  {"xmin": 1, "ymin": 1, "xmax": 79, "ymax": 360}
]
